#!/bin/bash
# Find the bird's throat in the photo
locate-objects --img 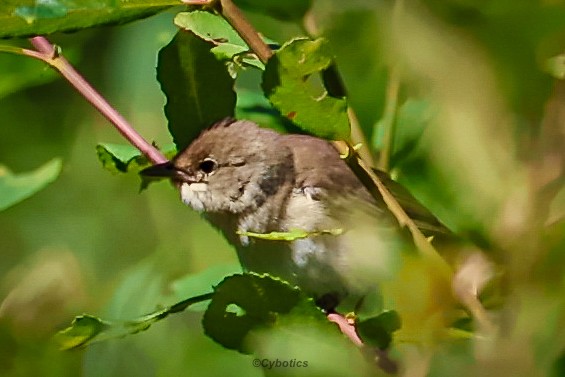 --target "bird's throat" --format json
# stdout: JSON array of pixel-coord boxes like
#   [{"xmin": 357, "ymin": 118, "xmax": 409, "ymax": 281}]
[{"xmin": 180, "ymin": 182, "xmax": 207, "ymax": 212}]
